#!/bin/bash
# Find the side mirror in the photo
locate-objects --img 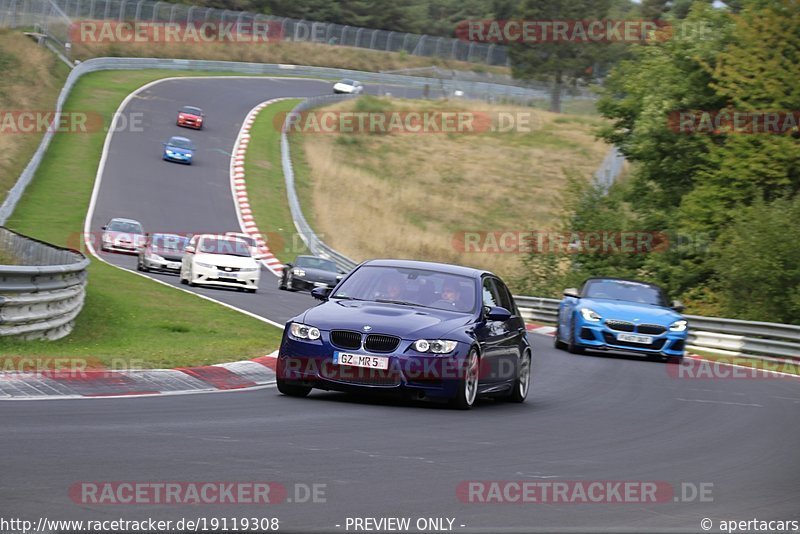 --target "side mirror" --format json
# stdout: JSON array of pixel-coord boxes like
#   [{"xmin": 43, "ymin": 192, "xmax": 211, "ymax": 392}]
[
  {"xmin": 285, "ymin": 263, "xmax": 293, "ymax": 269},
  {"xmin": 101, "ymin": 225, "xmax": 107, "ymax": 230},
  {"xmin": 185, "ymin": 246, "xmax": 196, "ymax": 254},
  {"xmin": 563, "ymin": 287, "xmax": 579, "ymax": 298},
  {"xmin": 486, "ymin": 306, "xmax": 512, "ymax": 322},
  {"xmin": 671, "ymin": 300, "xmax": 685, "ymax": 312},
  {"xmin": 311, "ymin": 287, "xmax": 332, "ymax": 301}
]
